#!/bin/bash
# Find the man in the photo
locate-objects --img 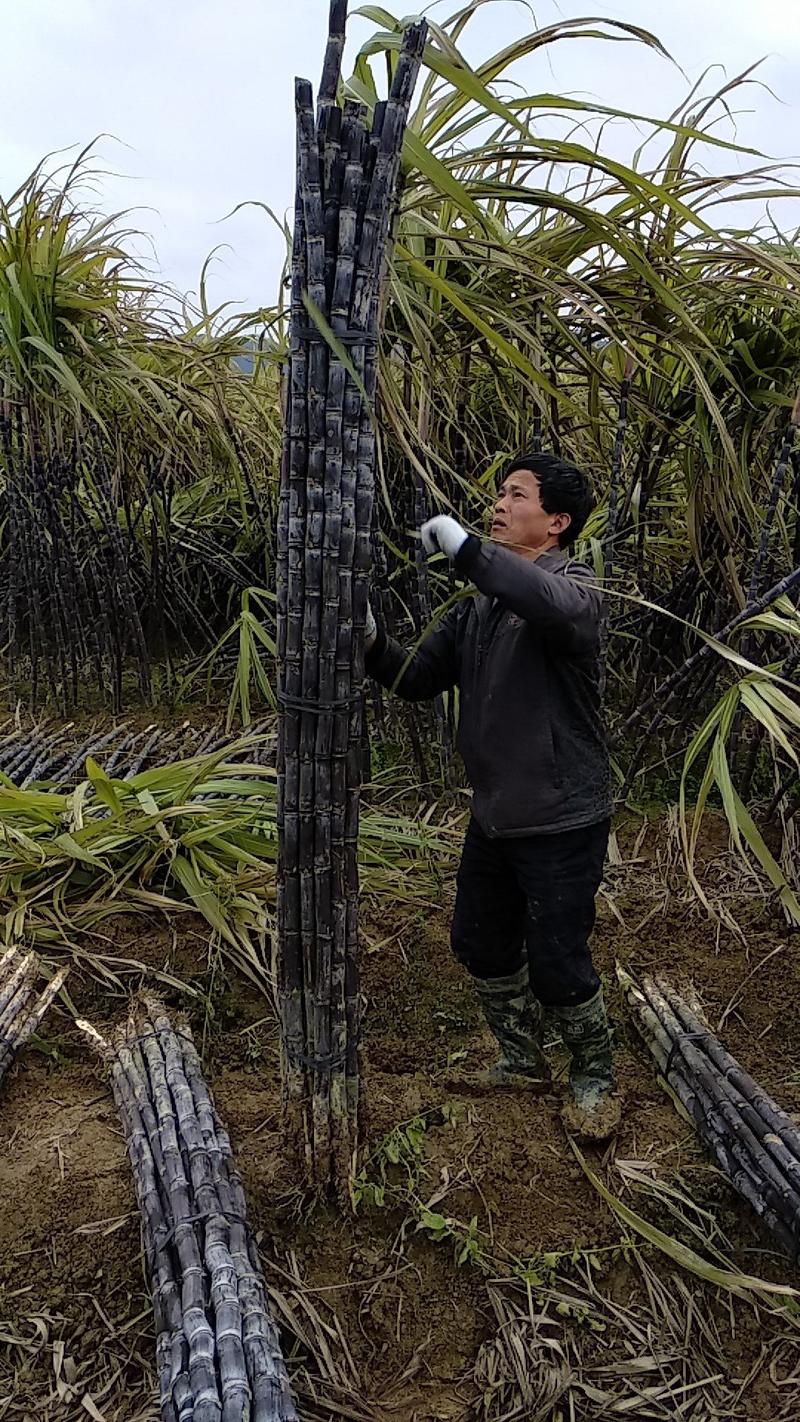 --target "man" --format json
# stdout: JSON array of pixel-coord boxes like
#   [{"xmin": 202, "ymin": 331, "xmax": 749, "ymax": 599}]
[{"xmin": 364, "ymin": 452, "xmax": 619, "ymax": 1140}]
